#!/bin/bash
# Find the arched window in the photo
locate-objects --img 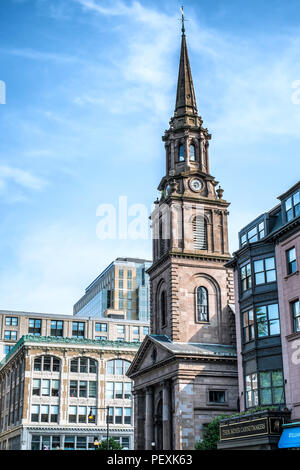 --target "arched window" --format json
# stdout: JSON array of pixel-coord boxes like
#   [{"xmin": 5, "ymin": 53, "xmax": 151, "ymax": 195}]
[
  {"xmin": 193, "ymin": 216, "xmax": 207, "ymax": 250},
  {"xmin": 197, "ymin": 287, "xmax": 209, "ymax": 322},
  {"xmin": 178, "ymin": 144, "xmax": 184, "ymax": 162},
  {"xmin": 190, "ymin": 144, "xmax": 196, "ymax": 161},
  {"xmin": 161, "ymin": 290, "xmax": 167, "ymax": 326},
  {"xmin": 106, "ymin": 359, "xmax": 131, "ymax": 375}
]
